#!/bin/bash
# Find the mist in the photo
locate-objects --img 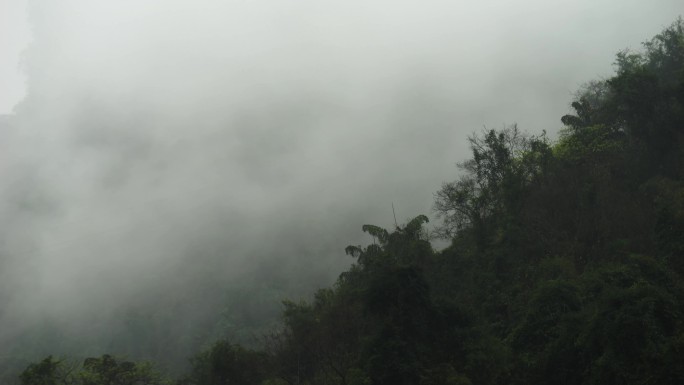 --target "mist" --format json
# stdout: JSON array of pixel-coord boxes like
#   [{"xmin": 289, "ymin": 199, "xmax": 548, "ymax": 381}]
[{"xmin": 1, "ymin": 0, "xmax": 682, "ymax": 369}]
